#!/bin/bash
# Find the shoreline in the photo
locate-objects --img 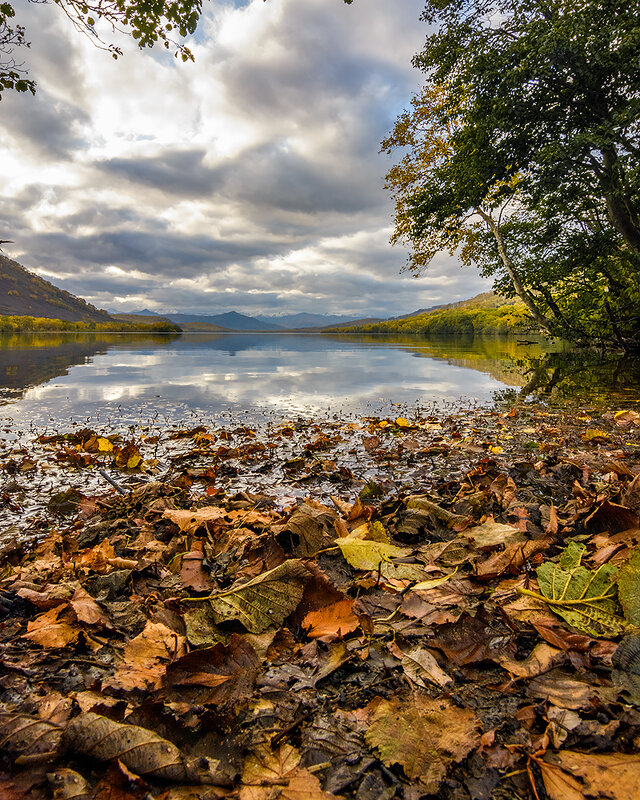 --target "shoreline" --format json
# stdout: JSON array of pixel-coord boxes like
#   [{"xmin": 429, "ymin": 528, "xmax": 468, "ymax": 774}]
[{"xmin": 1, "ymin": 404, "xmax": 640, "ymax": 798}]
